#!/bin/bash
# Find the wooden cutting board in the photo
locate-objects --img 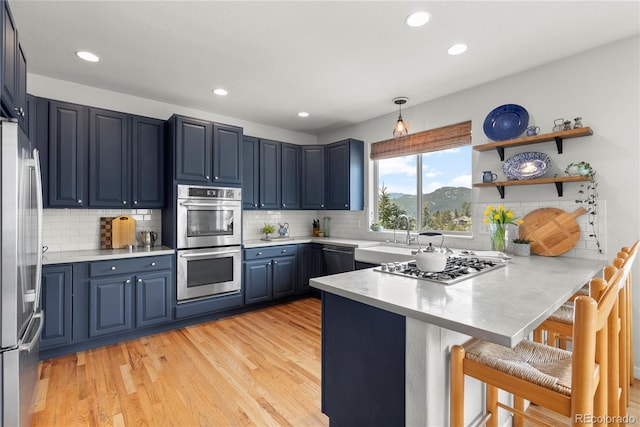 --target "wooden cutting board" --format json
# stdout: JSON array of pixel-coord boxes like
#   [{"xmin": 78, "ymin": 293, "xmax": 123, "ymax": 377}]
[
  {"xmin": 518, "ymin": 207, "xmax": 587, "ymax": 256},
  {"xmin": 111, "ymin": 215, "xmax": 136, "ymax": 249}
]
